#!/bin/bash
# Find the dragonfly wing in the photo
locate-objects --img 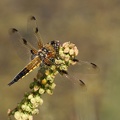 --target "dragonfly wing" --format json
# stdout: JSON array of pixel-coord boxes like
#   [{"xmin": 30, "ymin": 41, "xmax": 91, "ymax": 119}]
[
  {"xmin": 8, "ymin": 56, "xmax": 41, "ymax": 86},
  {"xmin": 71, "ymin": 59, "xmax": 99, "ymax": 74},
  {"xmin": 9, "ymin": 28, "xmax": 38, "ymax": 61},
  {"xmin": 64, "ymin": 71, "xmax": 85, "ymax": 87},
  {"xmin": 58, "ymin": 59, "xmax": 99, "ymax": 88},
  {"xmin": 27, "ymin": 16, "xmax": 43, "ymax": 49},
  {"xmin": 59, "ymin": 69, "xmax": 86, "ymax": 90}
]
